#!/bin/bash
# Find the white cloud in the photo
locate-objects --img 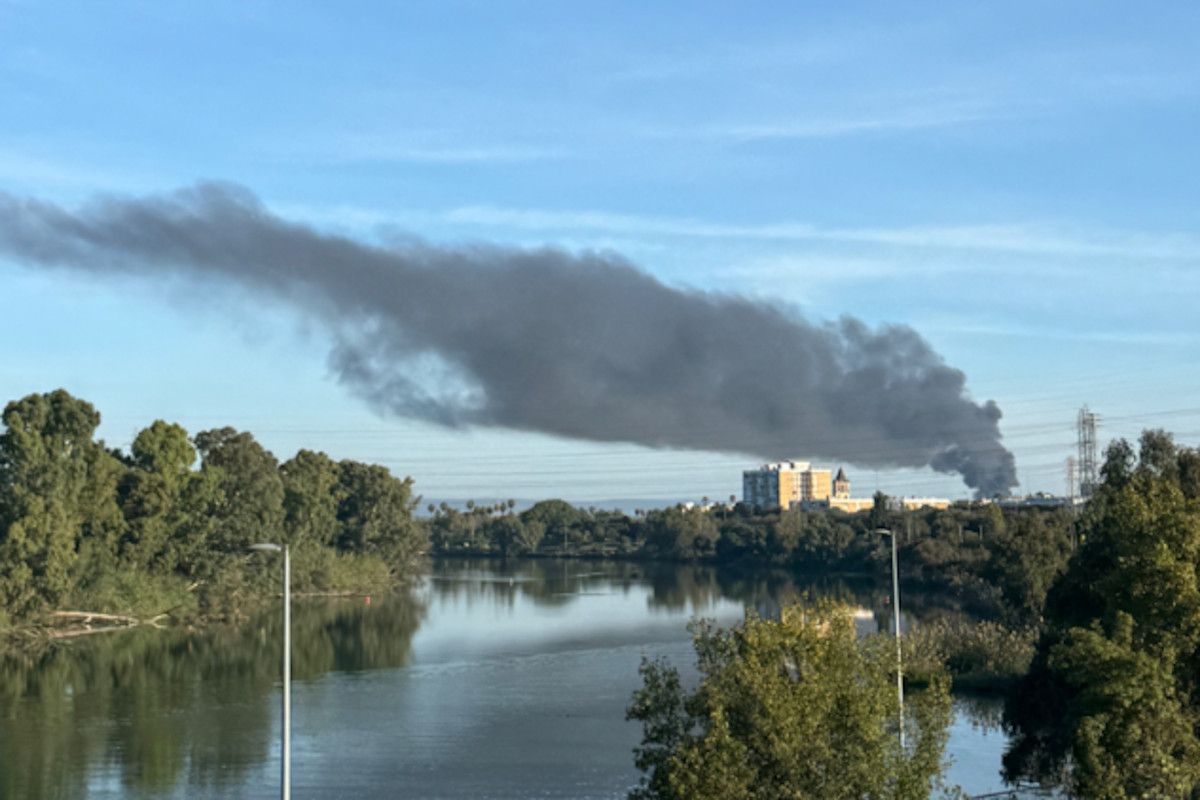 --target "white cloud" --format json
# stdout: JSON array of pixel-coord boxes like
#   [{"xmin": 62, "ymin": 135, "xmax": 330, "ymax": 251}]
[
  {"xmin": 916, "ymin": 318, "xmax": 1200, "ymax": 347},
  {"xmin": 643, "ymin": 101, "xmax": 999, "ymax": 143},
  {"xmin": 442, "ymin": 204, "xmax": 1200, "ymax": 261}
]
